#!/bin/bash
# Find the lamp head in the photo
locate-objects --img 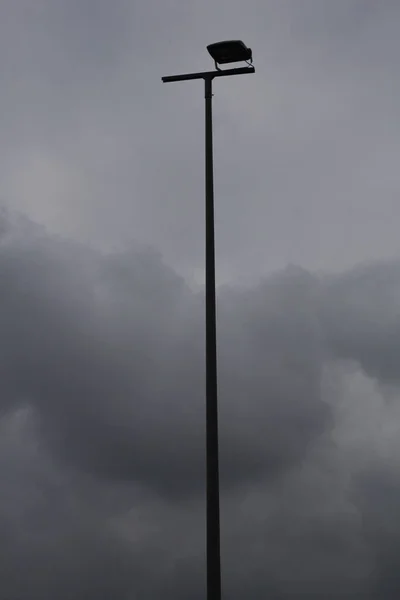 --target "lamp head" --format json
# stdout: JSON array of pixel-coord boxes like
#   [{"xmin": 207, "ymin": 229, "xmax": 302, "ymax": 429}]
[{"xmin": 207, "ymin": 40, "xmax": 252, "ymax": 67}]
